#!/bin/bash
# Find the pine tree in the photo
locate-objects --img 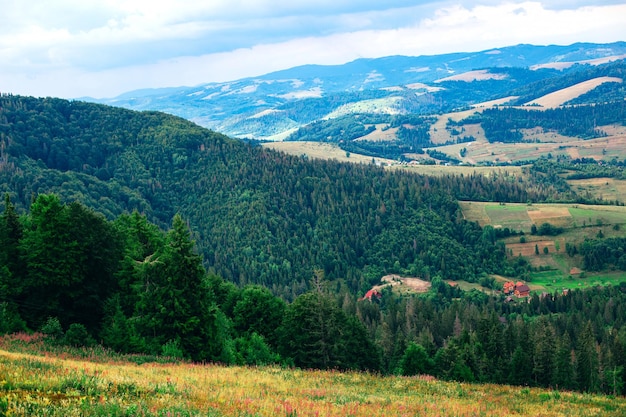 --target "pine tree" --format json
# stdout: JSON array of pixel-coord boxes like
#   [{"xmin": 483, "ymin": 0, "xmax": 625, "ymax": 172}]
[
  {"xmin": 553, "ymin": 333, "xmax": 576, "ymax": 390},
  {"xmin": 135, "ymin": 214, "xmax": 215, "ymax": 360},
  {"xmin": 576, "ymin": 321, "xmax": 599, "ymax": 392}
]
